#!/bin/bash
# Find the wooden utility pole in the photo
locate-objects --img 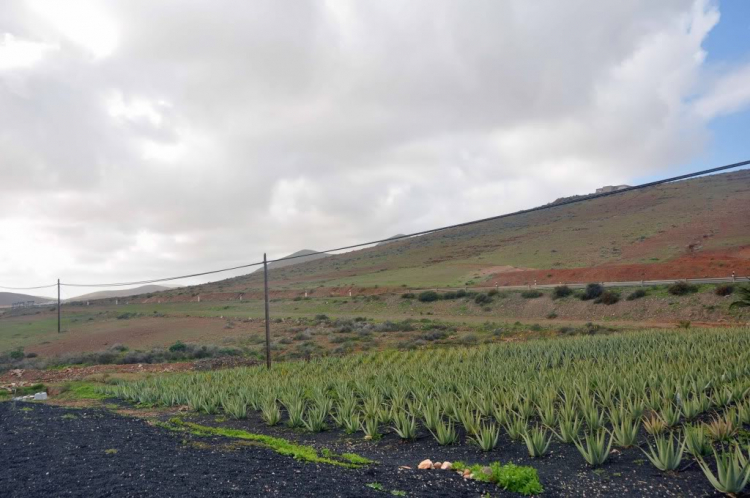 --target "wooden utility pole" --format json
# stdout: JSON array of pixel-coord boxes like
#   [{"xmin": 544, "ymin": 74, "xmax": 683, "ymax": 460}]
[
  {"xmin": 263, "ymin": 253, "xmax": 271, "ymax": 369},
  {"xmin": 57, "ymin": 279, "xmax": 61, "ymax": 334}
]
